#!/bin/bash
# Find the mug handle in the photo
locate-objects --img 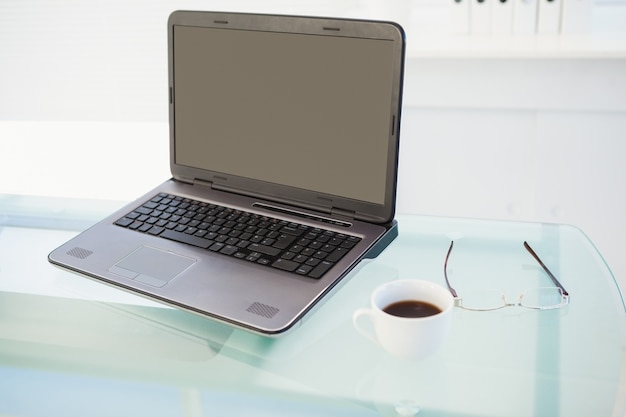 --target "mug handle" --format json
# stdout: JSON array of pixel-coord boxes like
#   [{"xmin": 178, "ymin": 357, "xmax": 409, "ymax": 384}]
[{"xmin": 352, "ymin": 308, "xmax": 378, "ymax": 345}]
